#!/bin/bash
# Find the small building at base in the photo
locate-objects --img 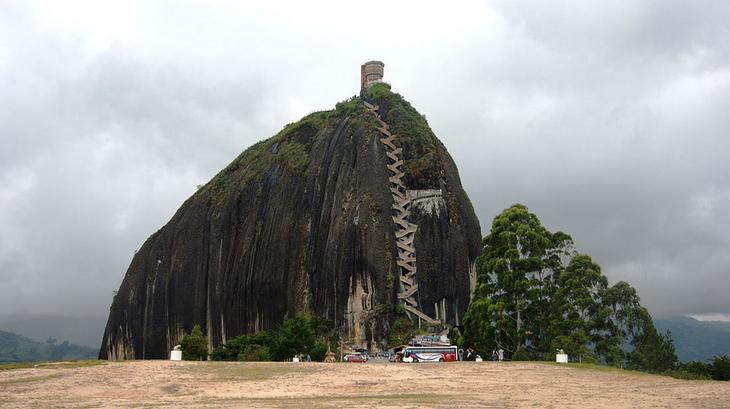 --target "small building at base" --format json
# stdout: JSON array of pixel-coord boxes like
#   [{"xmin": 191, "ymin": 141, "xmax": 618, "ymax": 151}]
[{"xmin": 170, "ymin": 345, "xmax": 182, "ymax": 361}]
